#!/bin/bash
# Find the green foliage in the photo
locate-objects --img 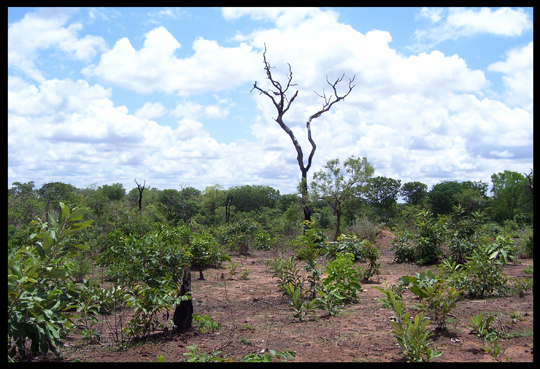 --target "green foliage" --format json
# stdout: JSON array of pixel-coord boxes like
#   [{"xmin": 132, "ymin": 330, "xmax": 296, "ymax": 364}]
[
  {"xmin": 400, "ymin": 181, "xmax": 428, "ymax": 206},
  {"xmin": 223, "ymin": 219, "xmax": 258, "ymax": 255},
  {"xmin": 398, "ymin": 270, "xmax": 440, "ymax": 299},
  {"xmin": 414, "ymin": 210, "xmax": 445, "ymax": 265},
  {"xmin": 391, "ymin": 313, "xmax": 442, "ymax": 362},
  {"xmin": 124, "ymin": 274, "xmax": 191, "ymax": 338},
  {"xmin": 489, "ymin": 170, "xmax": 530, "ymax": 223},
  {"xmin": 8, "ymin": 203, "xmax": 93, "ymax": 361},
  {"xmin": 390, "ymin": 229, "xmax": 417, "ymax": 263},
  {"xmin": 241, "ymin": 349, "xmax": 296, "ymax": 362},
  {"xmin": 253, "ymin": 229, "xmax": 276, "ymax": 250},
  {"xmin": 99, "ymin": 183, "xmax": 126, "ymax": 202},
  {"xmin": 190, "ymin": 231, "xmax": 230, "ymax": 268},
  {"xmin": 192, "ymin": 314, "xmax": 222, "ymax": 333},
  {"xmin": 428, "ymin": 180, "xmax": 463, "ymax": 216},
  {"xmin": 321, "ymin": 252, "xmax": 363, "ymax": 303},
  {"xmin": 414, "ymin": 283, "xmax": 462, "ymax": 330},
  {"xmin": 375, "ymin": 286, "xmax": 441, "ymax": 362},
  {"xmin": 391, "ymin": 210, "xmax": 445, "ymax": 265},
  {"xmin": 446, "ymin": 204, "xmax": 486, "ymax": 264},
  {"xmin": 484, "ymin": 235, "xmax": 516, "ymax": 265},
  {"xmin": 321, "ymin": 234, "xmax": 381, "ymax": 278},
  {"xmin": 292, "ymin": 222, "xmax": 324, "ymax": 262},
  {"xmin": 366, "ymin": 176, "xmax": 402, "ymax": 222},
  {"xmin": 182, "ymin": 345, "xmax": 229, "ymax": 362},
  {"xmin": 97, "ymin": 224, "xmax": 192, "ymax": 285},
  {"xmin": 313, "ymin": 284, "xmax": 345, "ymax": 317},
  {"xmin": 467, "ymin": 313, "xmax": 497, "ymax": 340},
  {"xmin": 438, "ymin": 247, "xmax": 509, "ymax": 298},
  {"xmin": 267, "ymin": 256, "xmax": 304, "ymax": 296},
  {"xmin": 311, "ymin": 156, "xmax": 374, "ymax": 239},
  {"xmin": 283, "ymin": 283, "xmax": 317, "ymax": 322}
]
